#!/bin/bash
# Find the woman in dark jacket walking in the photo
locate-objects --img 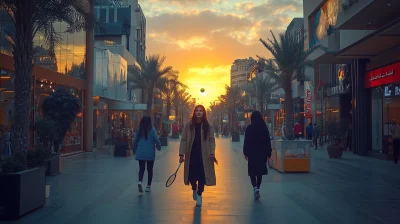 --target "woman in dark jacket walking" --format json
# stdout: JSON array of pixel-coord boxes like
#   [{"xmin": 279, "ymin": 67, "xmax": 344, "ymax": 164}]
[{"xmin": 243, "ymin": 111, "xmax": 272, "ymax": 200}]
